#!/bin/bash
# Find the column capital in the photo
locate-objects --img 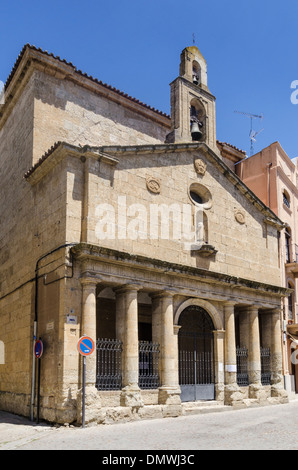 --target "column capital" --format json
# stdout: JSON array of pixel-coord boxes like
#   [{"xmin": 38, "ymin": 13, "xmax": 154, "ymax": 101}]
[
  {"xmin": 213, "ymin": 329, "xmax": 225, "ymax": 339},
  {"xmin": 270, "ymin": 308, "xmax": 282, "ymax": 316},
  {"xmin": 80, "ymin": 274, "xmax": 101, "ymax": 286},
  {"xmin": 113, "ymin": 283, "xmax": 142, "ymax": 295},
  {"xmin": 223, "ymin": 300, "xmax": 236, "ymax": 307},
  {"xmin": 150, "ymin": 289, "xmax": 177, "ymax": 300},
  {"xmin": 246, "ymin": 305, "xmax": 260, "ymax": 313},
  {"xmin": 173, "ymin": 325, "xmax": 182, "ymax": 336}
]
